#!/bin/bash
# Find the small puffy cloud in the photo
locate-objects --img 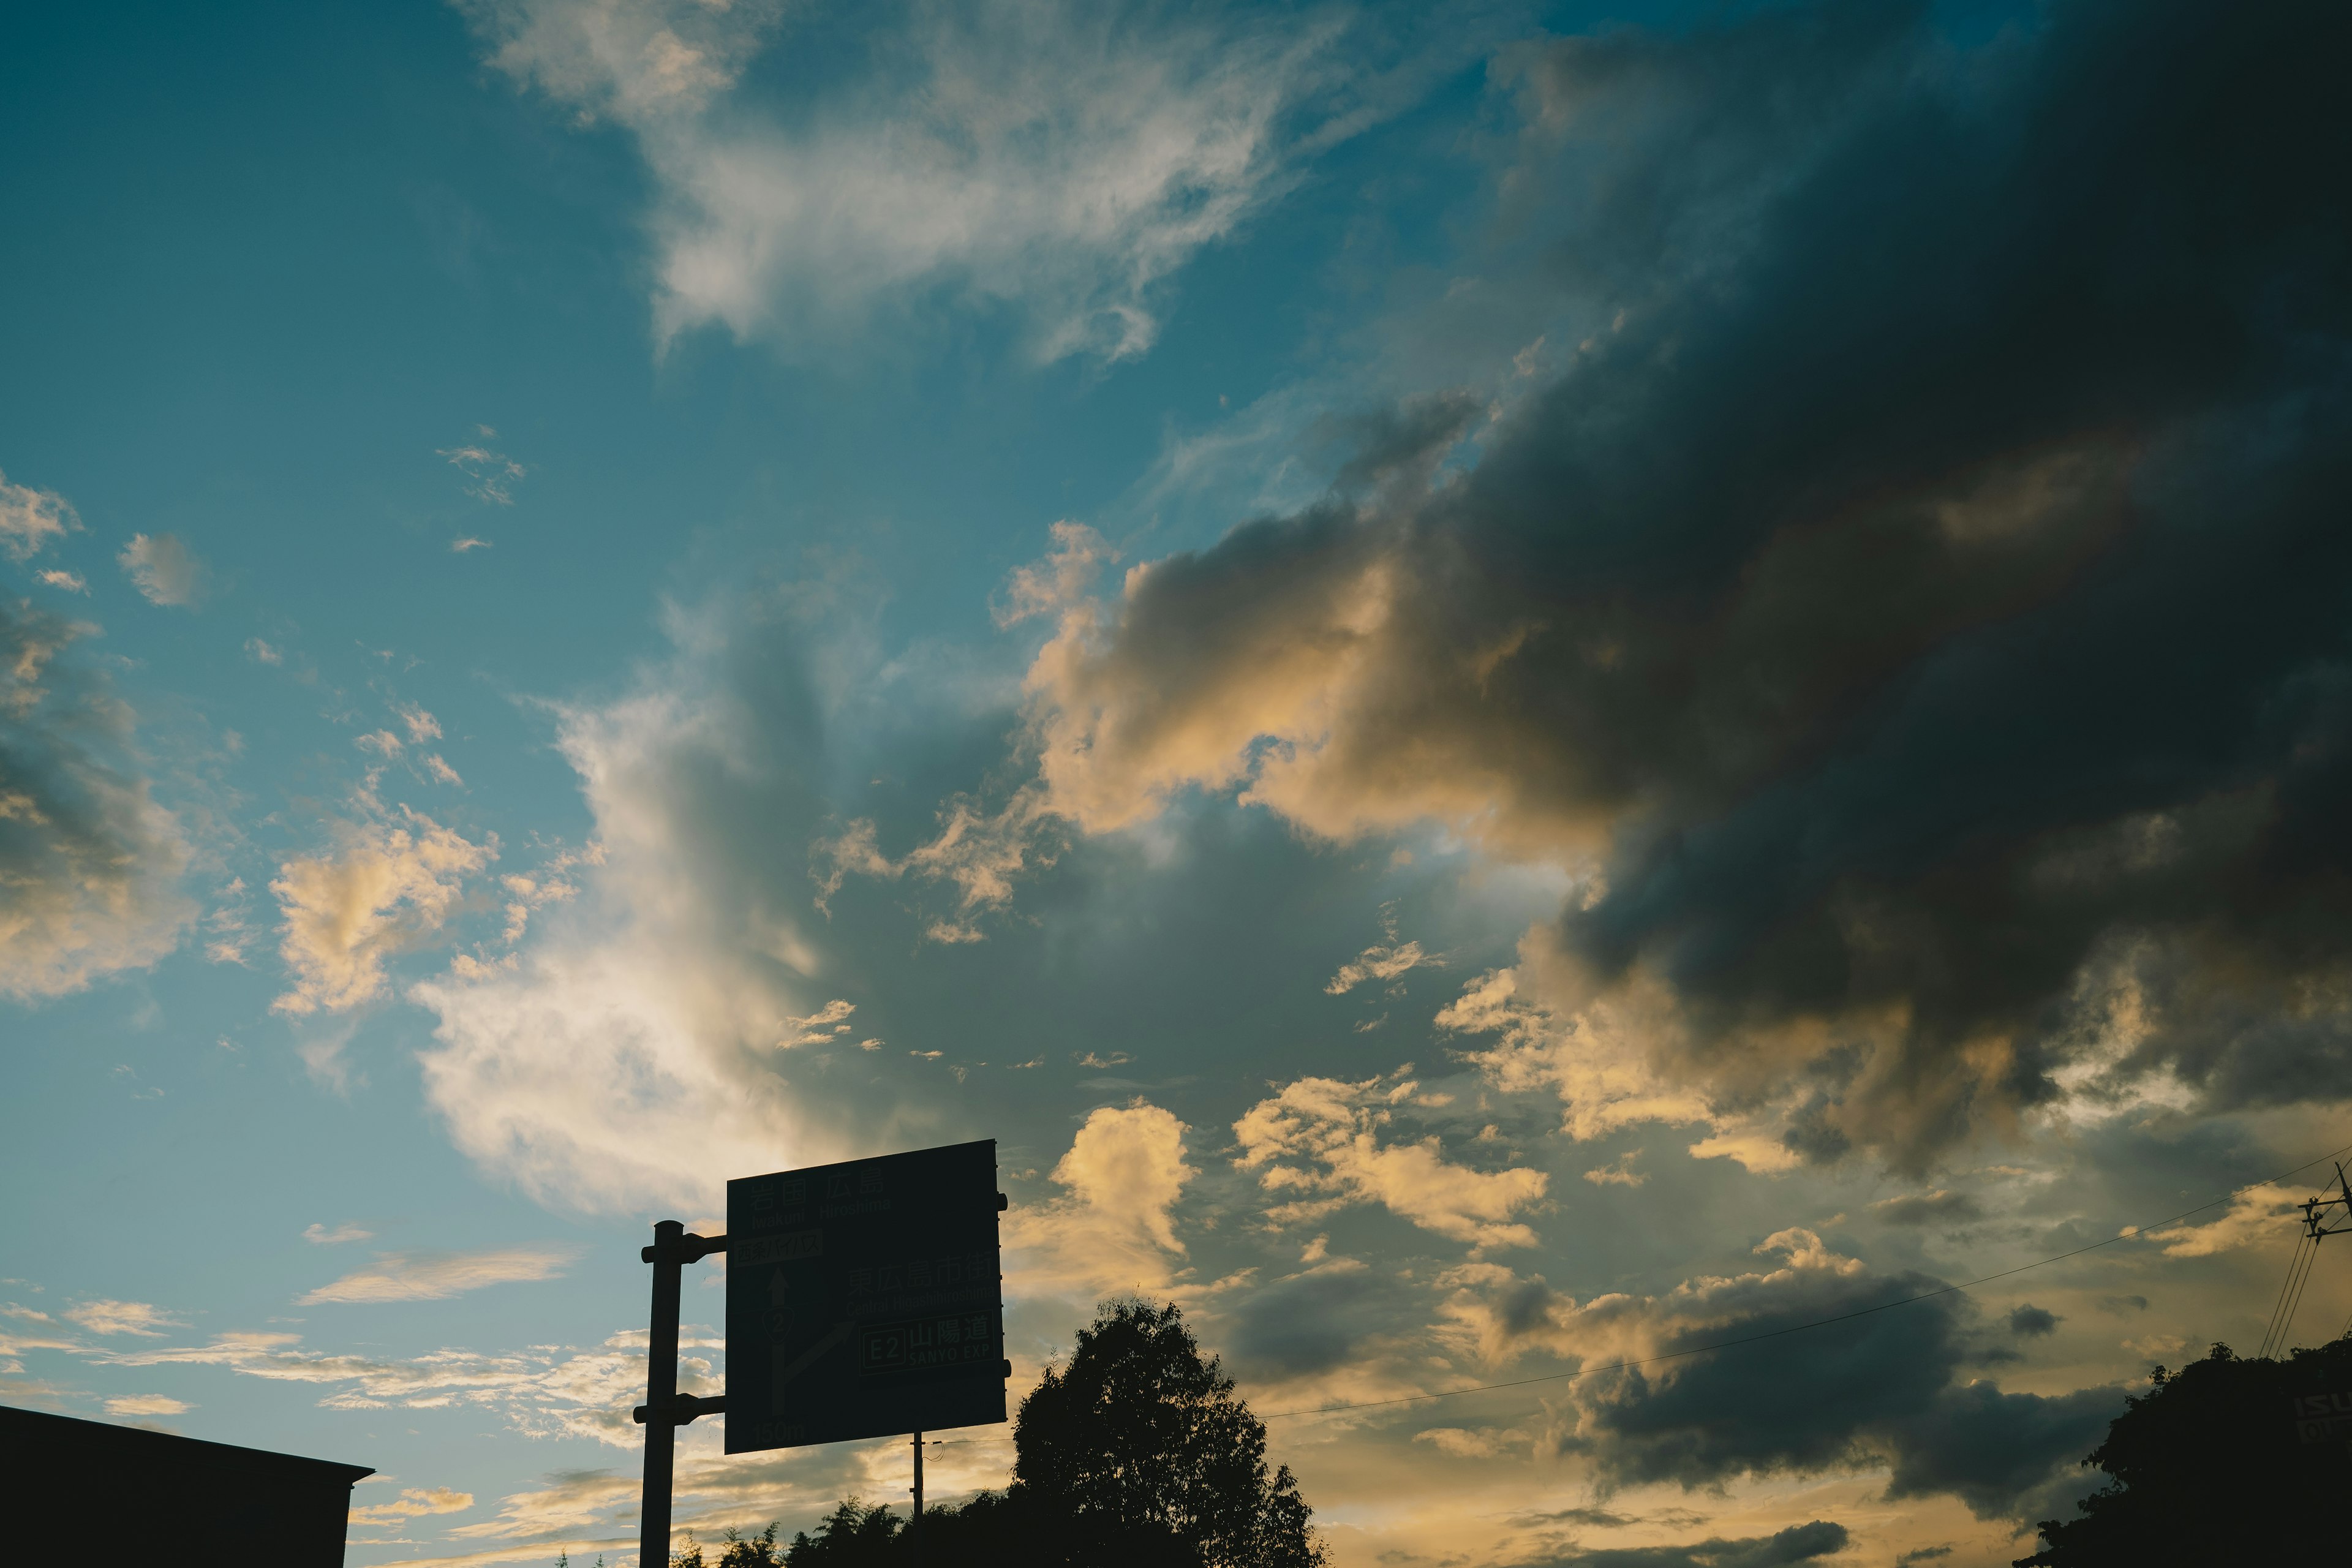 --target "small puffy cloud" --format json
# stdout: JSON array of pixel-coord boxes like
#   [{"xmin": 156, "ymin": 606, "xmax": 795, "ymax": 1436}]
[
  {"xmin": 354, "ymin": 729, "xmax": 404, "ymax": 758},
  {"xmin": 35, "ymin": 569, "xmax": 86, "ymax": 594},
  {"xmin": 1325, "ymin": 939, "xmax": 1438, "ymax": 995},
  {"xmin": 0, "ymin": 468, "xmax": 78, "ymax": 559},
  {"xmin": 303, "ymin": 1223, "xmax": 374, "ymax": 1245},
  {"xmin": 103, "ymin": 1394, "xmax": 192, "ymax": 1417},
  {"xmin": 812, "ymin": 785, "xmax": 1060, "ymax": 940},
  {"xmin": 2154, "ymin": 1183, "xmax": 2305, "ymax": 1257},
  {"xmin": 423, "ymin": 753, "xmax": 463, "ymax": 786},
  {"xmin": 778, "ymin": 998, "xmax": 856, "ymax": 1047},
  {"xmin": 2007, "ymin": 1304, "xmax": 2060, "ymax": 1337},
  {"xmin": 1435, "ymin": 937, "xmax": 1719, "ymax": 1147},
  {"xmin": 1004, "ymin": 1101, "xmax": 1196, "ymax": 1297},
  {"xmin": 451, "ymin": 536, "xmax": 492, "ymax": 552},
  {"xmin": 1234, "ymin": 1071, "xmax": 1548, "ymax": 1250},
  {"xmin": 270, "ymin": 807, "xmax": 496, "ymax": 1014},
  {"xmin": 298, "ymin": 1244, "xmax": 580, "ymax": 1305},
  {"xmin": 0, "ymin": 601, "xmax": 194, "ymax": 1000},
  {"xmin": 350, "ymin": 1486, "xmax": 475, "ymax": 1525},
  {"xmin": 244, "ymin": 637, "xmax": 282, "ymax": 665},
  {"xmin": 394, "ymin": 703, "xmax": 442, "ymax": 743},
  {"xmin": 1584, "ymin": 1152, "xmax": 1645, "ymax": 1188},
  {"xmin": 115, "ymin": 533, "xmax": 203, "ymax": 606},
  {"xmin": 66, "ymin": 1299, "xmax": 186, "ymax": 1337},
  {"xmin": 995, "ymin": 521, "xmax": 1115, "ymax": 627}
]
